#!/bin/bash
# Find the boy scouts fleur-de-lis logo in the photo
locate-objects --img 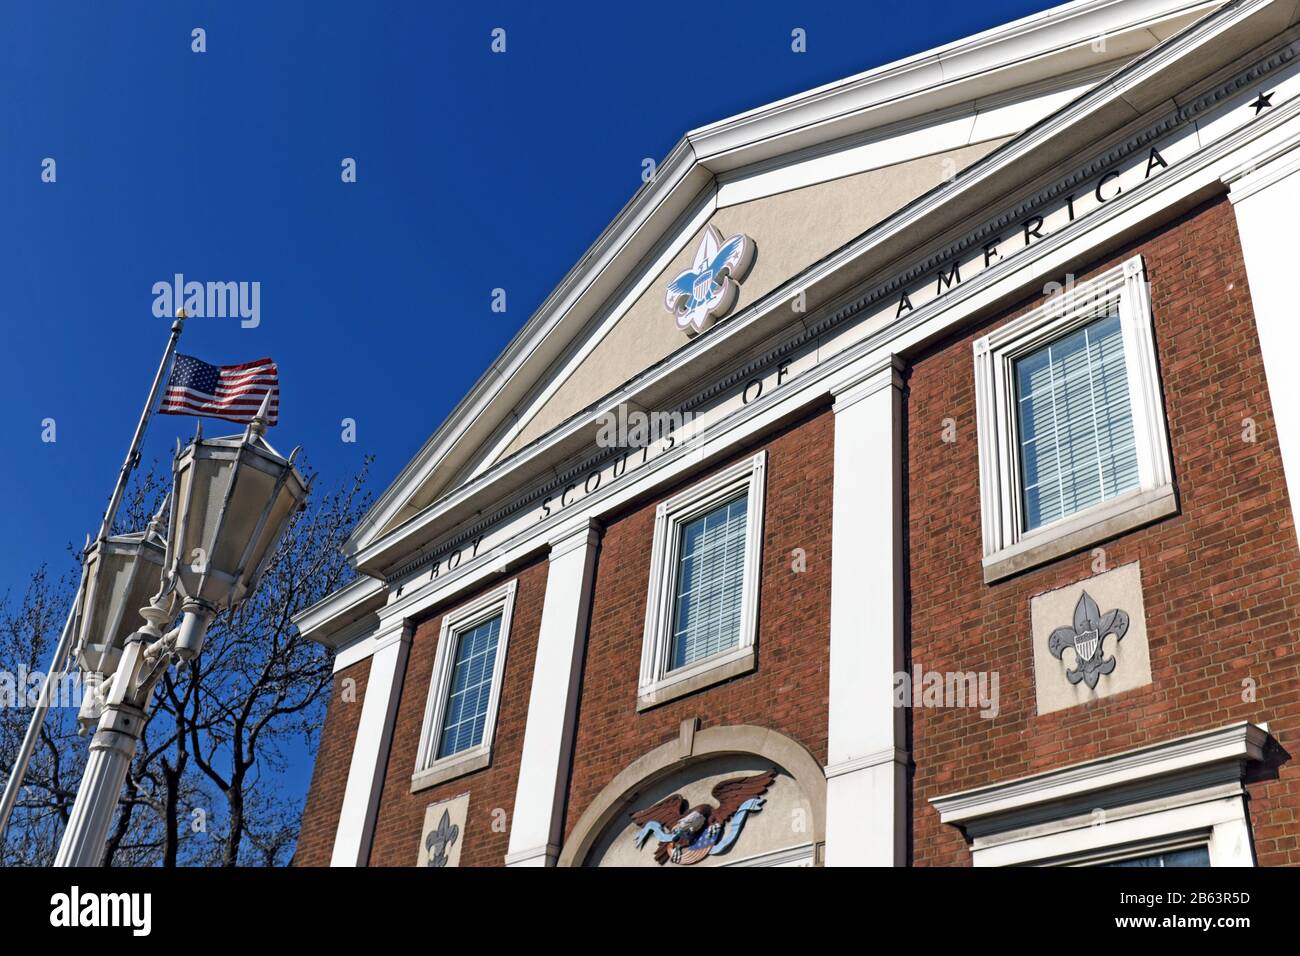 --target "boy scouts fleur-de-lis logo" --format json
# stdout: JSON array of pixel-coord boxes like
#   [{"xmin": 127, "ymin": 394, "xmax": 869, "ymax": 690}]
[
  {"xmin": 425, "ymin": 809, "xmax": 459, "ymax": 868},
  {"xmin": 1048, "ymin": 590, "xmax": 1130, "ymax": 689},
  {"xmin": 663, "ymin": 225, "xmax": 756, "ymax": 337}
]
